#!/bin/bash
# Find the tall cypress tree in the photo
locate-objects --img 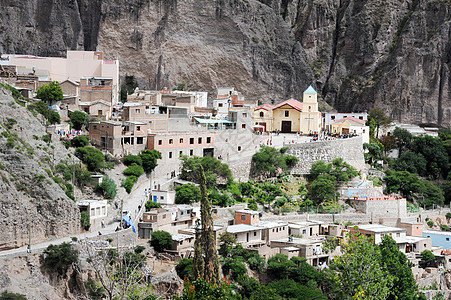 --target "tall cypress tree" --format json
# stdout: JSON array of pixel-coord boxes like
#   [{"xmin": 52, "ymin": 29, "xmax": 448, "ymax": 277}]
[{"xmin": 192, "ymin": 166, "xmax": 219, "ymax": 284}]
